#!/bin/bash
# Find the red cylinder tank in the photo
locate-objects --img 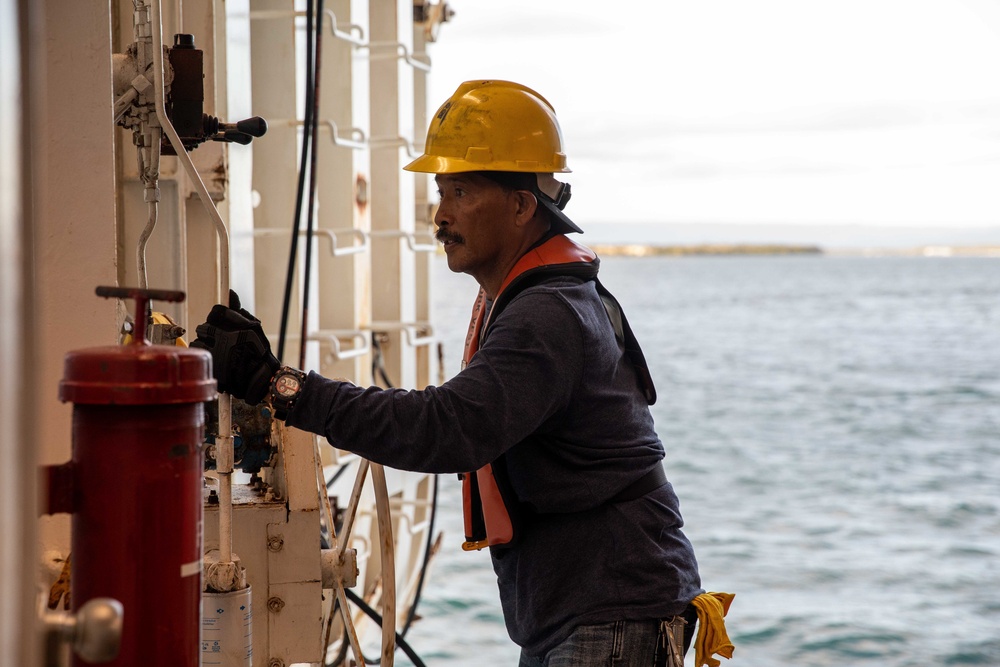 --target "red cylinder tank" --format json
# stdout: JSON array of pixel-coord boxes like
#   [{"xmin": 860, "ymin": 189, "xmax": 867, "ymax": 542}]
[{"xmin": 59, "ymin": 328, "xmax": 215, "ymax": 667}]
